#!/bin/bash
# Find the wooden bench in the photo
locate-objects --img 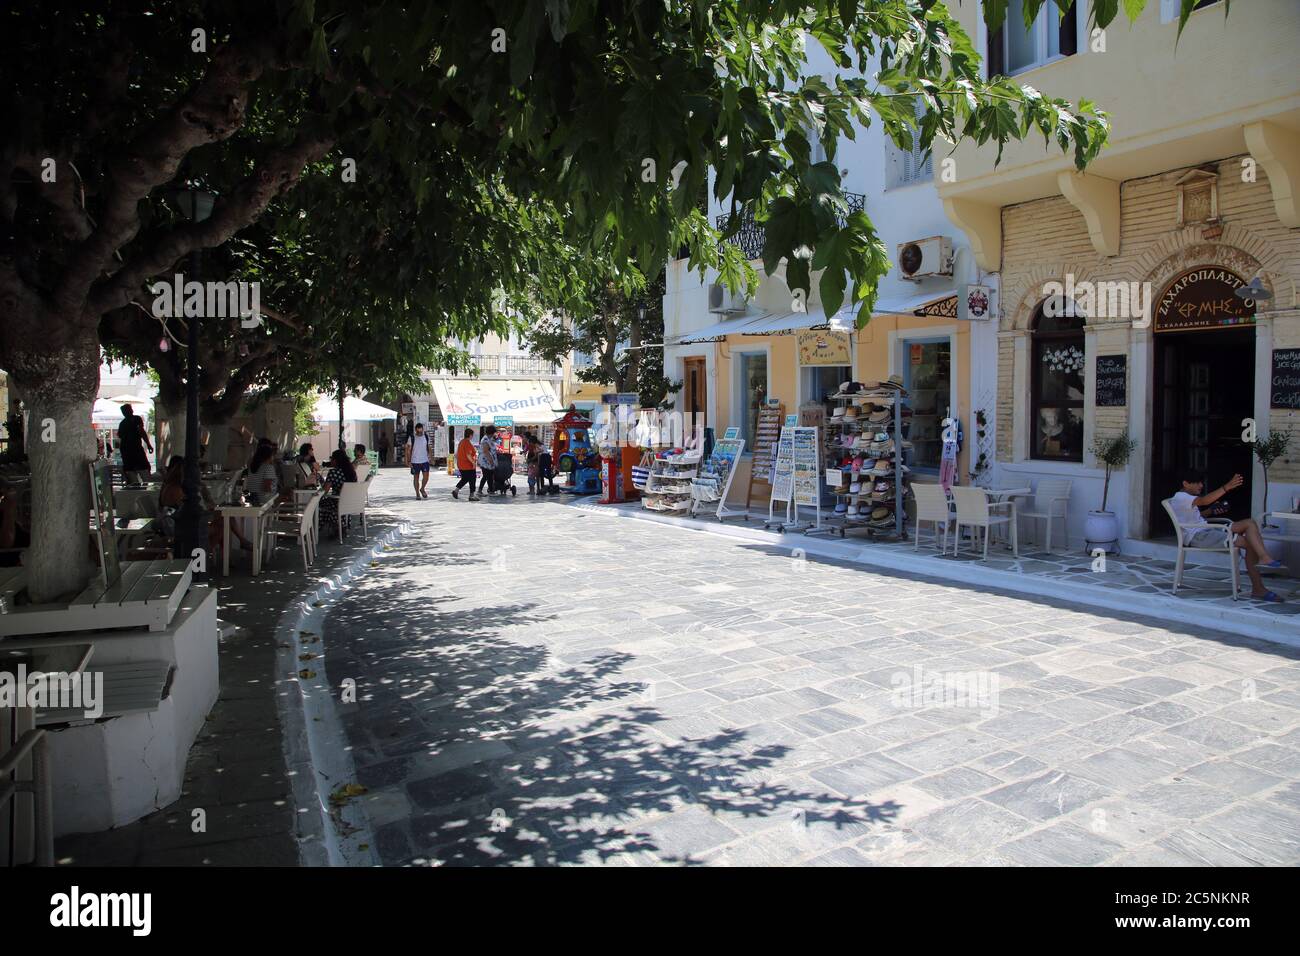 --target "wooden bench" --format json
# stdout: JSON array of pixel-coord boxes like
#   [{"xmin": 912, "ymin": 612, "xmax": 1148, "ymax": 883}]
[{"xmin": 0, "ymin": 559, "xmax": 193, "ymax": 637}]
